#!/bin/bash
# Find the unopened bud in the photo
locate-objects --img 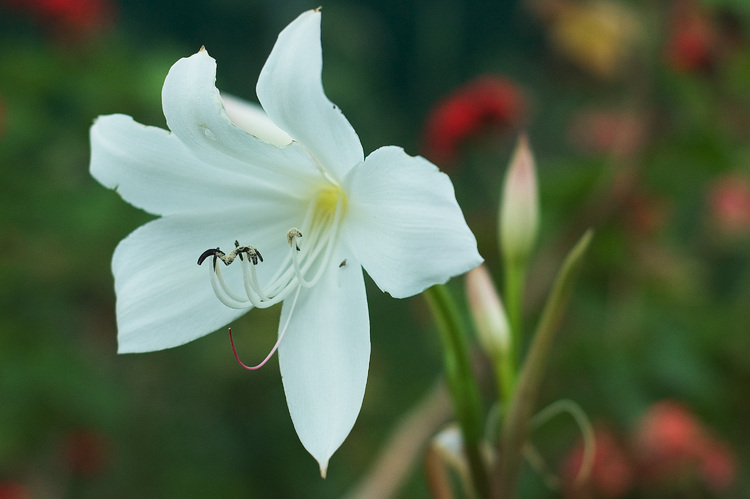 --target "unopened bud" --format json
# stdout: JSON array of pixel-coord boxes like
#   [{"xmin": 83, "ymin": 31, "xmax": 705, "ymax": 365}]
[
  {"xmin": 500, "ymin": 134, "xmax": 539, "ymax": 266},
  {"xmin": 466, "ymin": 265, "xmax": 511, "ymax": 361},
  {"xmin": 426, "ymin": 424, "xmax": 493, "ymax": 498}
]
